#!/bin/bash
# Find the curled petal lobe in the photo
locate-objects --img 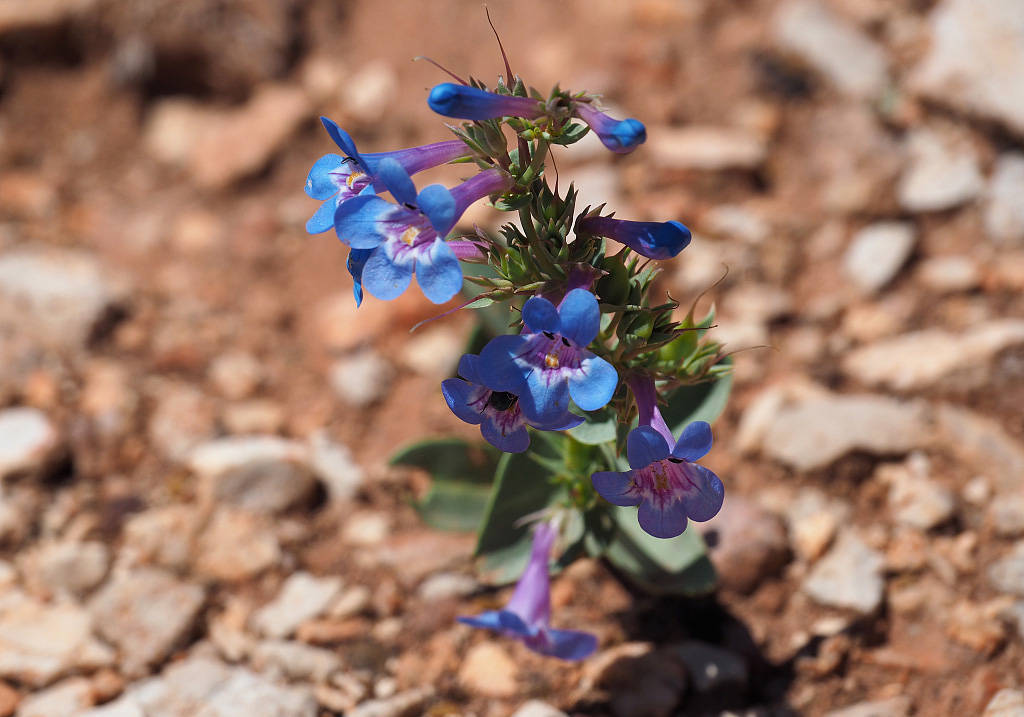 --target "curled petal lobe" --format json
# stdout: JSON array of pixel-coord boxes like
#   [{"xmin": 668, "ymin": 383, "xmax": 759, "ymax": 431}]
[
  {"xmin": 626, "ymin": 425, "xmax": 671, "ymax": 470},
  {"xmin": 320, "ymin": 116, "xmax": 360, "ymax": 158},
  {"xmin": 567, "ymin": 354, "xmax": 618, "ymax": 411},
  {"xmin": 557, "ymin": 289, "xmax": 601, "ymax": 346},
  {"xmin": 441, "ymin": 378, "xmax": 484, "ymax": 425},
  {"xmin": 481, "ymin": 420, "xmax": 529, "ymax": 453},
  {"xmin": 375, "ymin": 158, "xmax": 417, "ymax": 206},
  {"xmin": 457, "ymin": 353, "xmax": 484, "ymax": 385},
  {"xmin": 457, "ymin": 612, "xmax": 504, "ymax": 631},
  {"xmin": 521, "ymin": 296, "xmax": 560, "ymax": 334},
  {"xmin": 415, "ymin": 239, "xmax": 462, "ymax": 304},
  {"xmin": 545, "ymin": 629, "xmax": 599, "ymax": 661},
  {"xmin": 305, "ymin": 153, "xmax": 344, "ymax": 199},
  {"xmin": 347, "ymin": 248, "xmax": 372, "ymax": 307},
  {"xmin": 638, "ymin": 500, "xmax": 689, "ymax": 539},
  {"xmin": 592, "ymin": 471, "xmax": 642, "ymax": 507},
  {"xmin": 672, "ymin": 421, "xmax": 712, "ymax": 462},
  {"xmin": 681, "ymin": 464, "xmax": 725, "ymax": 522}
]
